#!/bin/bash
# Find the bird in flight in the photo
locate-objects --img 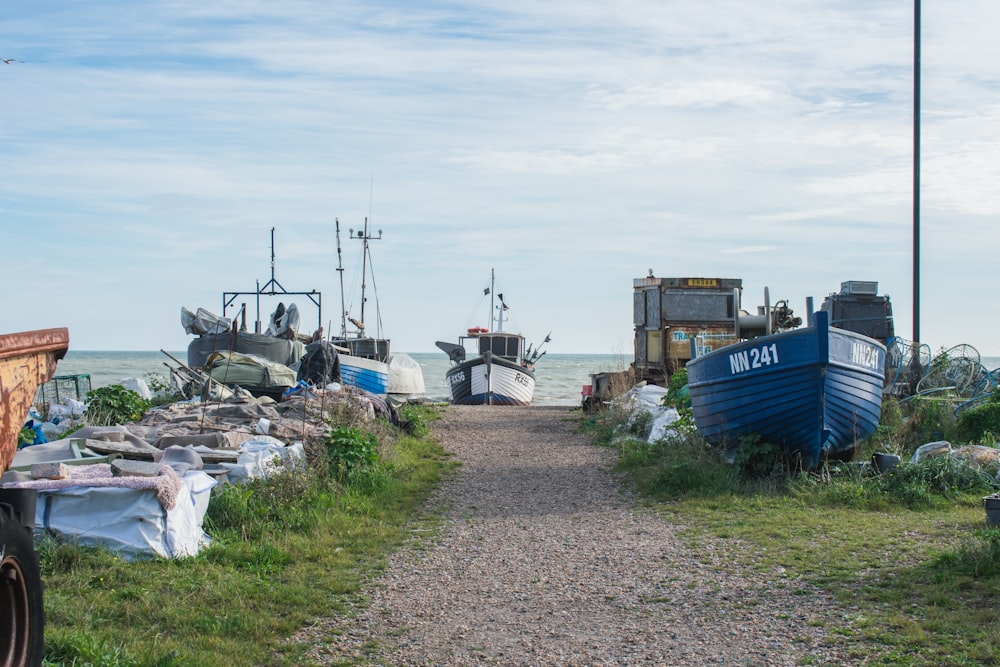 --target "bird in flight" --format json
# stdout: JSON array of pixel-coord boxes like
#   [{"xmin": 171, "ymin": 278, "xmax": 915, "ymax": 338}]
[{"xmin": 2, "ymin": 58, "xmax": 20, "ymax": 64}]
